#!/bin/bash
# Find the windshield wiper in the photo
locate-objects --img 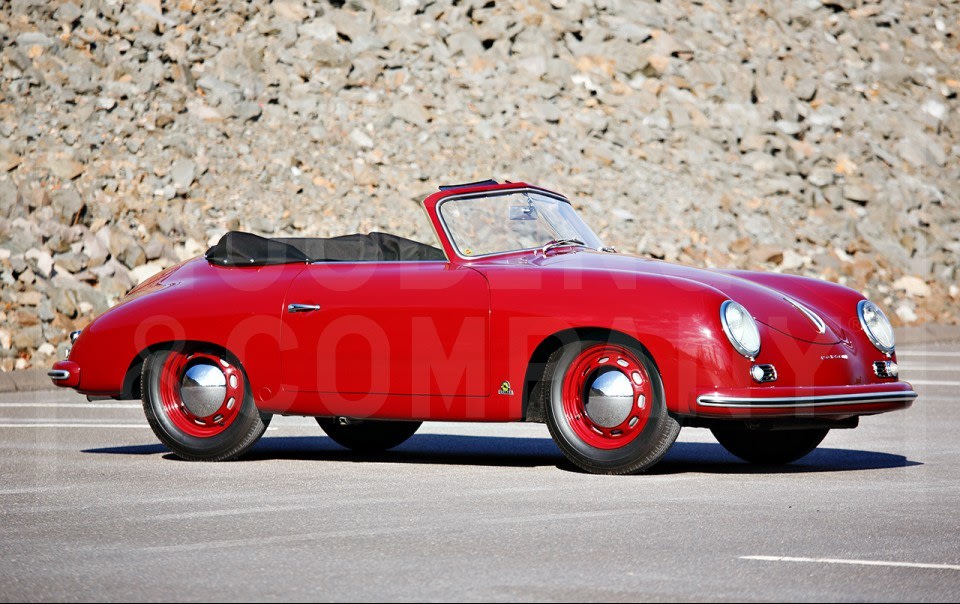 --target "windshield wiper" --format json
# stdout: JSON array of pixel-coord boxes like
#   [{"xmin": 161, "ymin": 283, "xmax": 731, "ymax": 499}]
[{"xmin": 539, "ymin": 238, "xmax": 586, "ymax": 256}]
